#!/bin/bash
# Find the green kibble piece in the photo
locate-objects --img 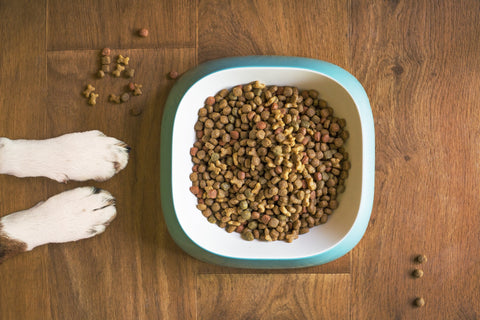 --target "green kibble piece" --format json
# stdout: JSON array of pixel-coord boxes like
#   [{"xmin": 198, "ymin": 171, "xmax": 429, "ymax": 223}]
[
  {"xmin": 242, "ymin": 230, "xmax": 255, "ymax": 241},
  {"xmin": 210, "ymin": 153, "xmax": 220, "ymax": 162},
  {"xmin": 272, "ymin": 145, "xmax": 283, "ymax": 156},
  {"xmin": 248, "ymin": 221, "xmax": 258, "ymax": 230},
  {"xmin": 241, "ymin": 210, "xmax": 251, "ymax": 220},
  {"xmin": 221, "ymin": 182, "xmax": 231, "ymax": 191},
  {"xmin": 239, "ymin": 200, "xmax": 248, "ymax": 210},
  {"xmin": 207, "ymin": 216, "xmax": 216, "ymax": 224}
]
